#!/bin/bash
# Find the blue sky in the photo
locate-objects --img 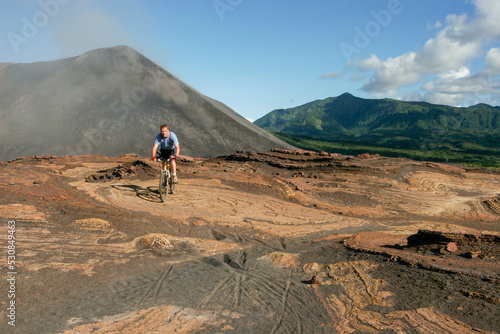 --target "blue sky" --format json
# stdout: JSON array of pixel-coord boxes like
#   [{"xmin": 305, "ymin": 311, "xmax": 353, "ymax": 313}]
[{"xmin": 1, "ymin": 0, "xmax": 499, "ymax": 122}]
